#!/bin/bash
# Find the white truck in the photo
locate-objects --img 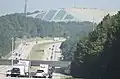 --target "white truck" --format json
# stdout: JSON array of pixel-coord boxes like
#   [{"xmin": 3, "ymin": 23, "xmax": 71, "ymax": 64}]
[
  {"xmin": 6, "ymin": 60, "xmax": 30, "ymax": 77},
  {"xmin": 11, "ymin": 64, "xmax": 25, "ymax": 77},
  {"xmin": 34, "ymin": 64, "xmax": 55, "ymax": 78},
  {"xmin": 18, "ymin": 60, "xmax": 30, "ymax": 72},
  {"xmin": 17, "ymin": 60, "xmax": 30, "ymax": 76},
  {"xmin": 53, "ymin": 37, "xmax": 59, "ymax": 41}
]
